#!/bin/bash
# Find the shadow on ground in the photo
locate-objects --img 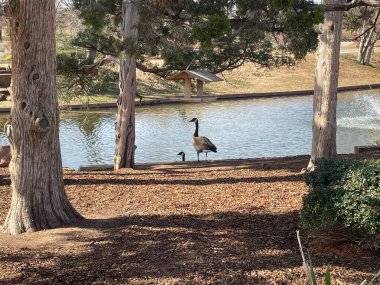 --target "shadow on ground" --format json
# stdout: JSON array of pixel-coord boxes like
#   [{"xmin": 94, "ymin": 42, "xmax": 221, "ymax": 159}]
[
  {"xmin": 1, "ymin": 211, "xmax": 300, "ymax": 284},
  {"xmin": 0, "ymin": 211, "xmax": 379, "ymax": 284},
  {"xmin": 63, "ymin": 173, "xmax": 304, "ymax": 186}
]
